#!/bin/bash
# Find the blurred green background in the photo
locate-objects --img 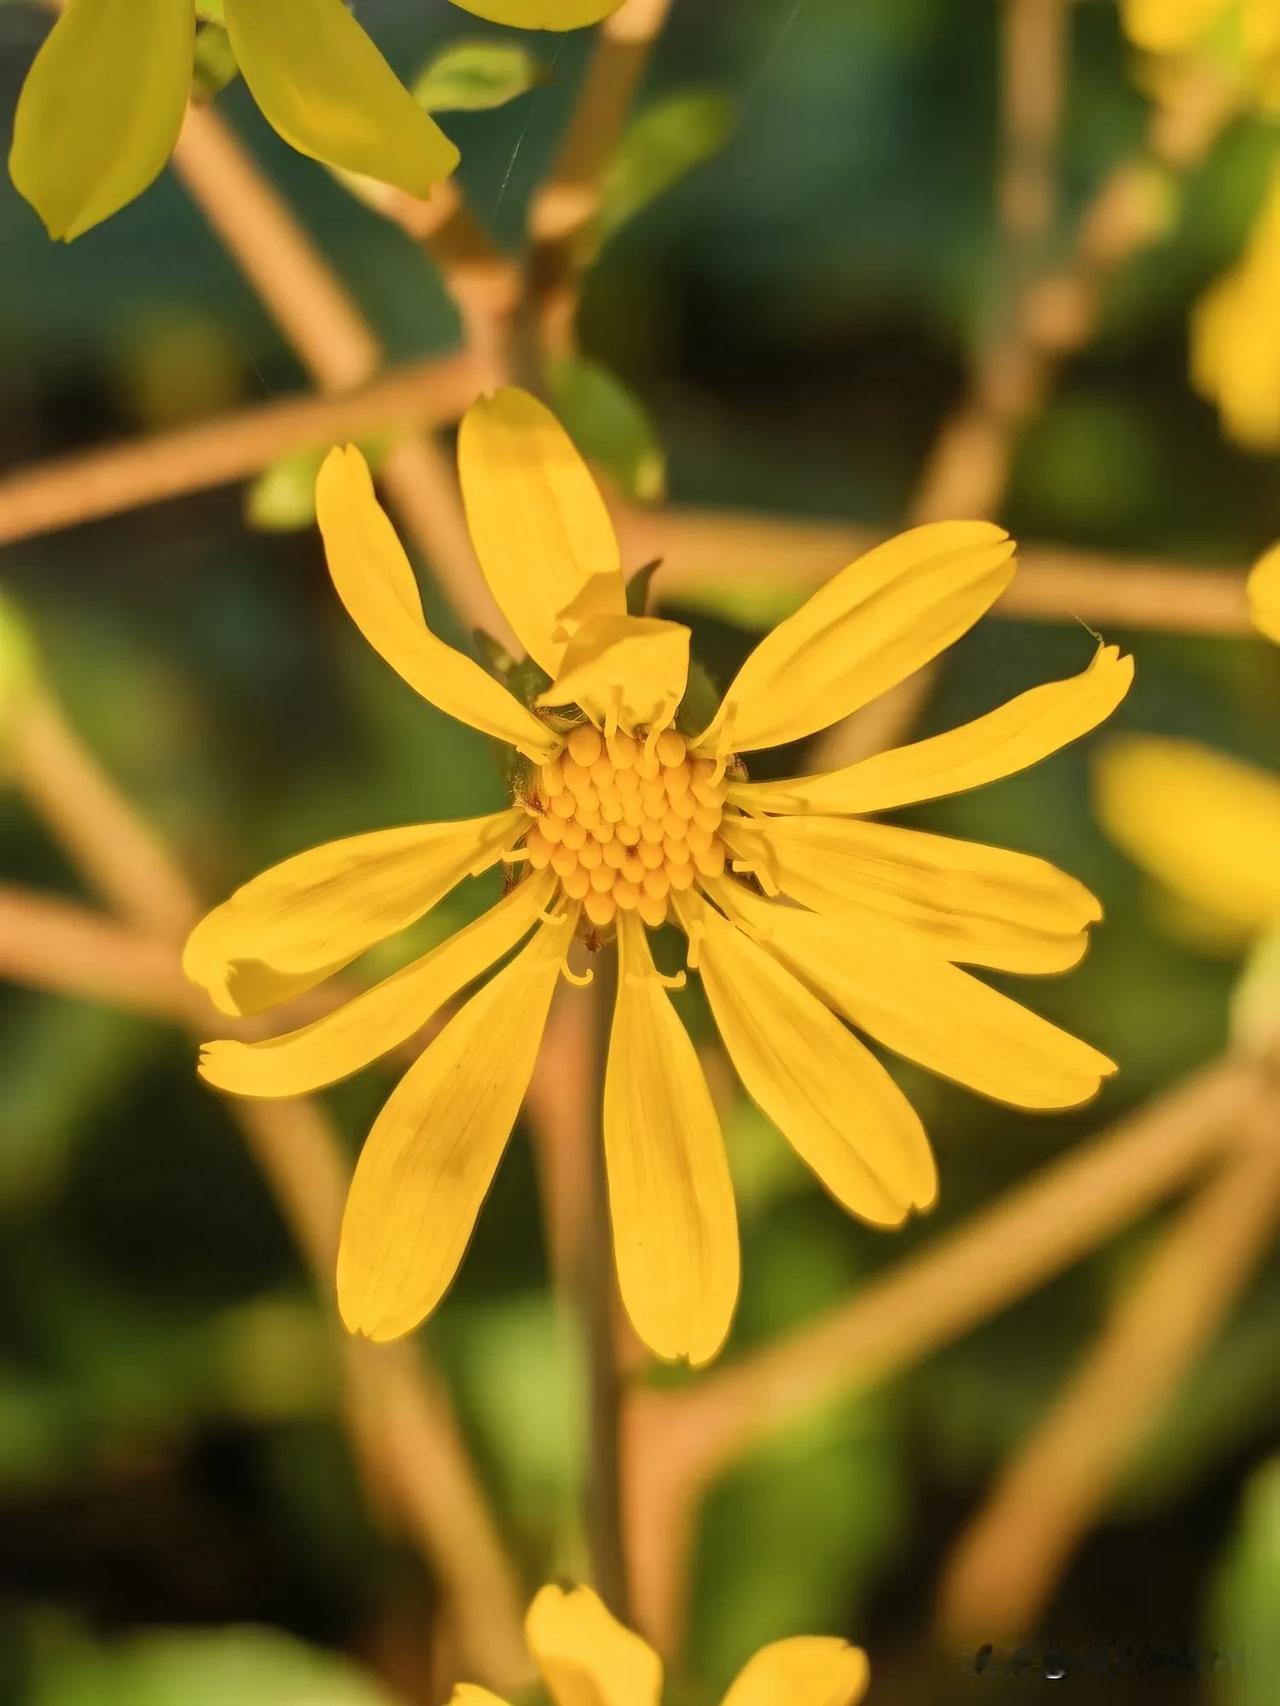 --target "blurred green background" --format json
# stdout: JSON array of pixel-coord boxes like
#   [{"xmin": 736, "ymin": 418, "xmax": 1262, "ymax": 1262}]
[{"xmin": 2, "ymin": 1, "xmax": 1279, "ymax": 1702}]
